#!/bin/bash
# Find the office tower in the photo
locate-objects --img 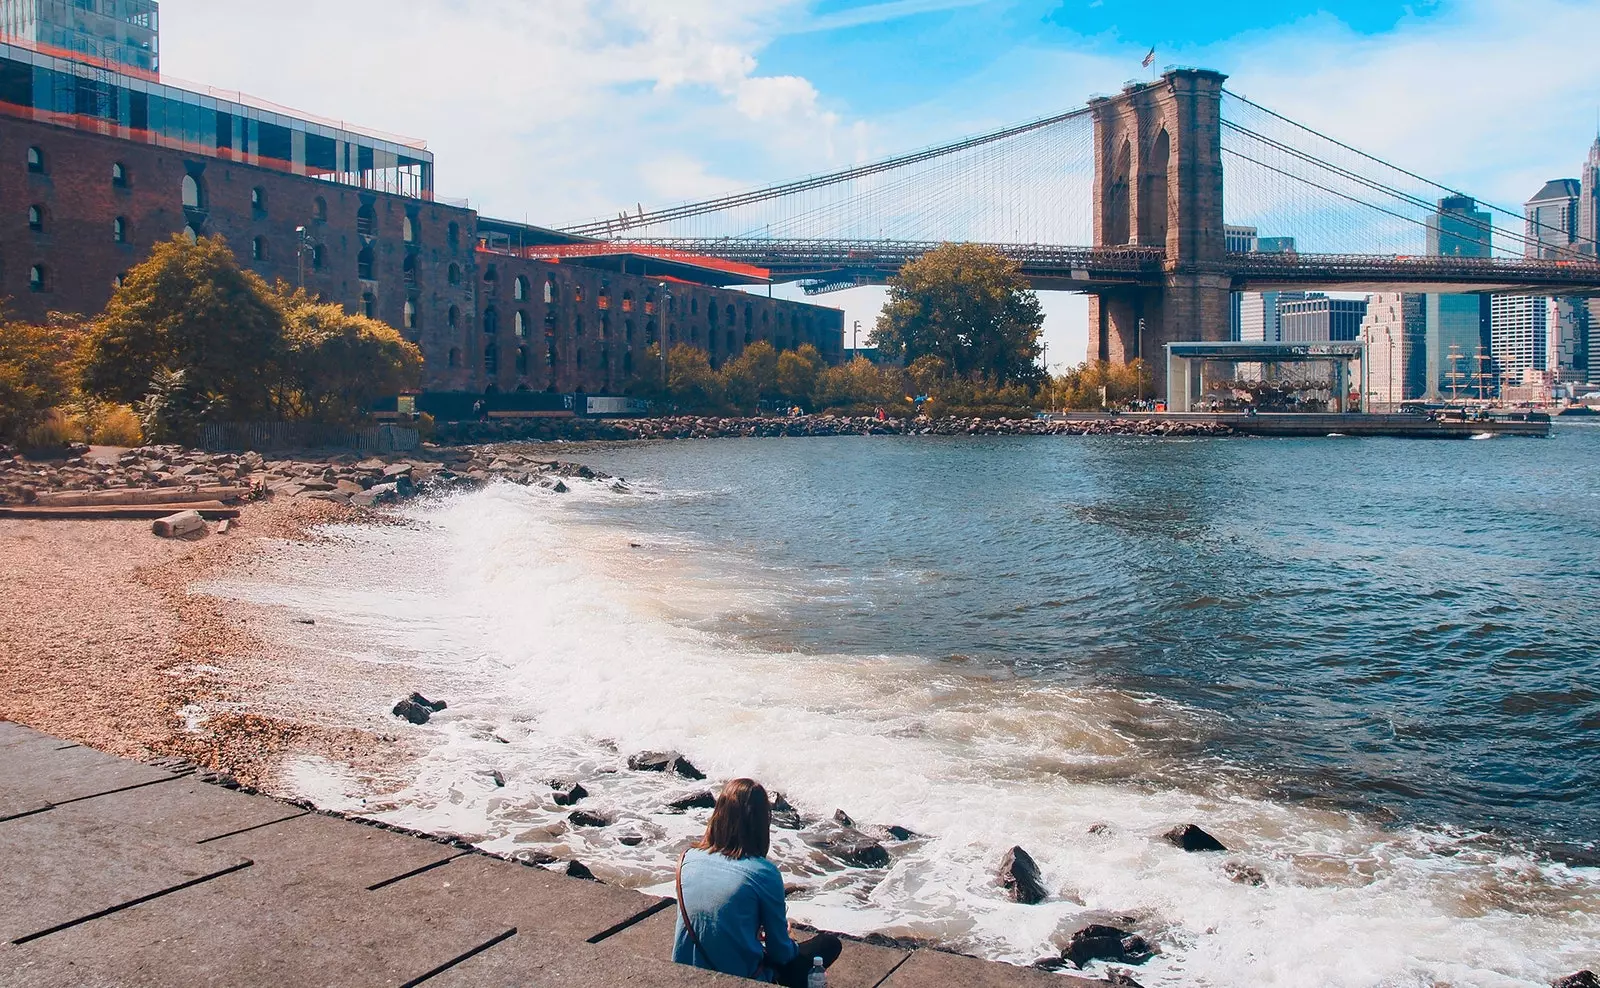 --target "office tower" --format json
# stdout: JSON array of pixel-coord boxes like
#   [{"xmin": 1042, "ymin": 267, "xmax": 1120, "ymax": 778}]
[
  {"xmin": 1424, "ymin": 197, "xmax": 1493, "ymax": 399},
  {"xmin": 1360, "ymin": 293, "xmax": 1425, "ymax": 406},
  {"xmin": 1525, "ymin": 179, "xmax": 1580, "ymax": 258},
  {"xmin": 1279, "ymin": 295, "xmax": 1368, "ymax": 343}
]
